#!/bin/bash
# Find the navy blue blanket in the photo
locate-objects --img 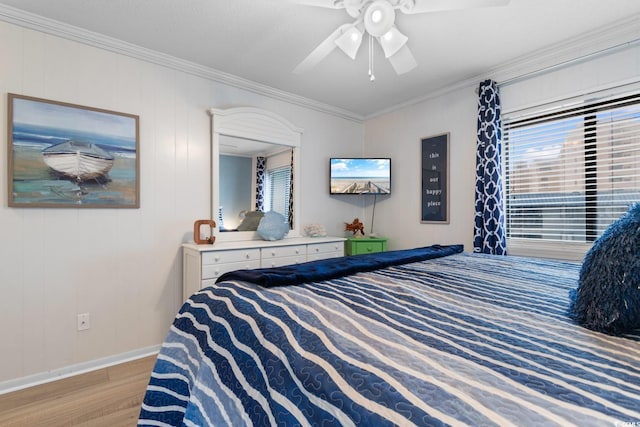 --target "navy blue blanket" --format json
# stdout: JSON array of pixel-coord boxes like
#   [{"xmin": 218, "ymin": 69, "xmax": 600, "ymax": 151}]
[{"xmin": 216, "ymin": 243, "xmax": 463, "ymax": 287}]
